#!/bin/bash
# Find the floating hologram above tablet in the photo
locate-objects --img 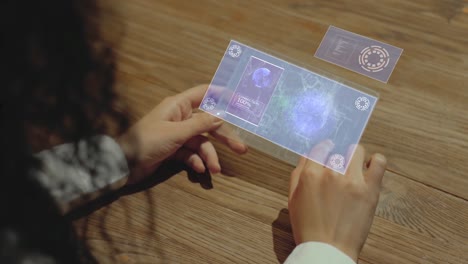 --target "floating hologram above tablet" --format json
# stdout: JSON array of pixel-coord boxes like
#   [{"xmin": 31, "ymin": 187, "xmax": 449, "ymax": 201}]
[{"xmin": 200, "ymin": 40, "xmax": 378, "ymax": 174}]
